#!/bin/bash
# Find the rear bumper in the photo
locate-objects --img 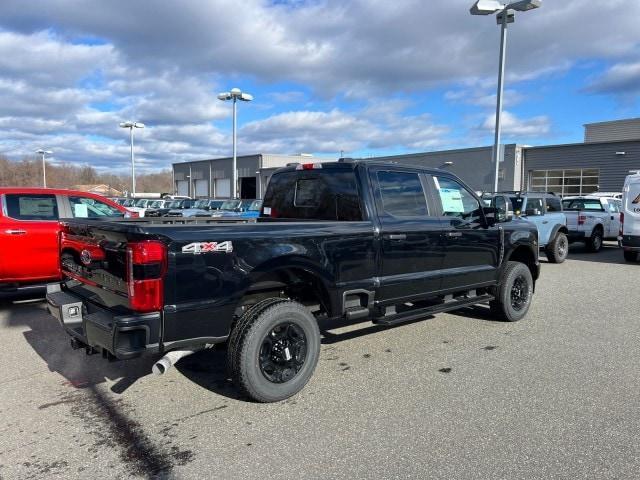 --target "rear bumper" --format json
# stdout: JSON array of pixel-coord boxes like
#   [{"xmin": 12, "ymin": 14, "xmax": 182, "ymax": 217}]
[
  {"xmin": 46, "ymin": 284, "xmax": 160, "ymax": 360},
  {"xmin": 621, "ymin": 235, "xmax": 640, "ymax": 251}
]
